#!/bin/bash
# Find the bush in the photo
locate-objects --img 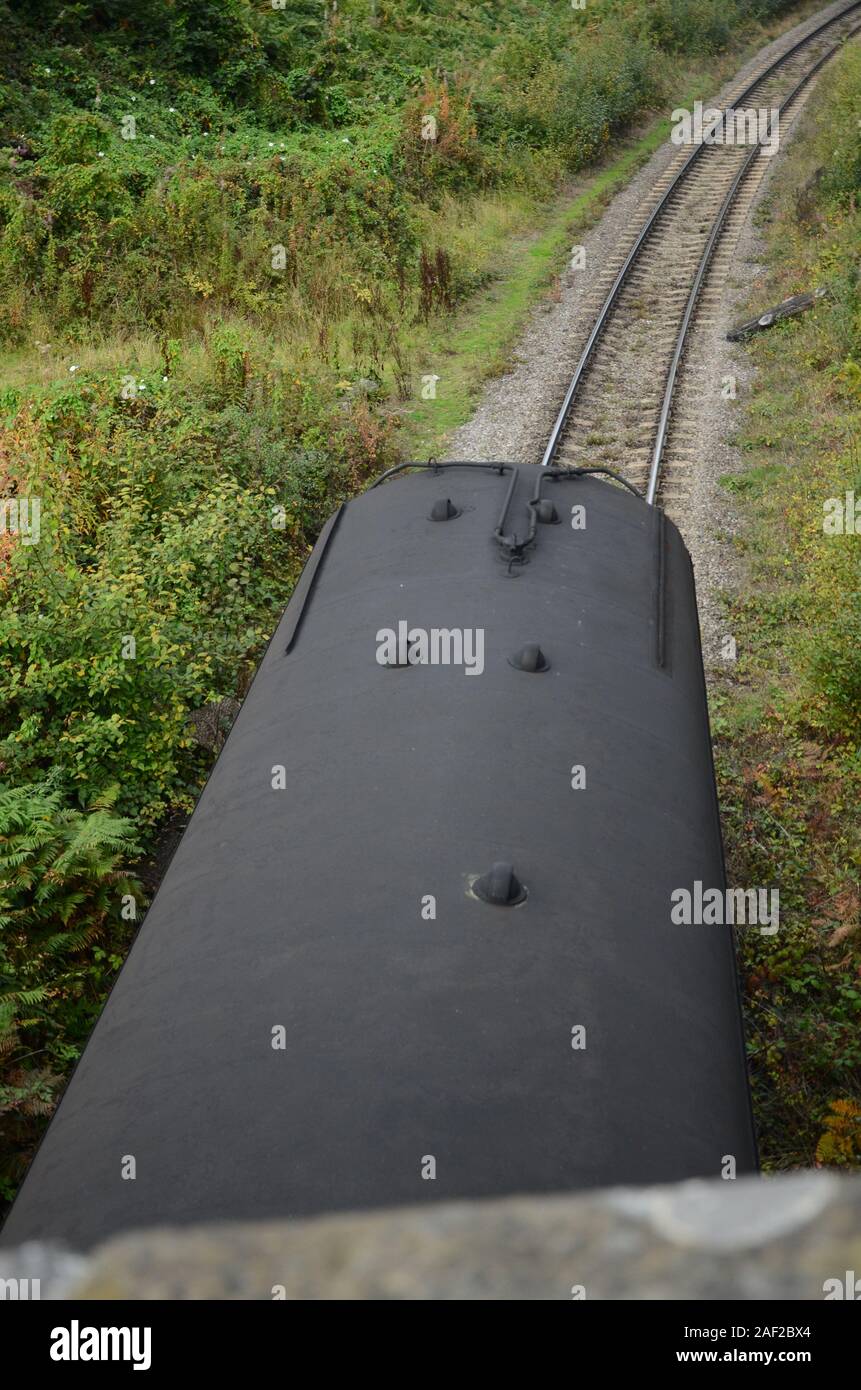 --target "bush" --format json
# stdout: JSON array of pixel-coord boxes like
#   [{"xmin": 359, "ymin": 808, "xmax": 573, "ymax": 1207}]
[
  {"xmin": 819, "ymin": 45, "xmax": 861, "ymax": 205},
  {"xmin": 0, "ymin": 0, "xmax": 801, "ymax": 342},
  {"xmin": 0, "ymin": 779, "xmax": 141, "ymax": 1200},
  {"xmin": 816, "ymin": 1099, "xmax": 861, "ymax": 1167},
  {"xmin": 643, "ymin": 0, "xmax": 735, "ymax": 54},
  {"xmin": 805, "ymin": 527, "xmax": 861, "ymax": 741},
  {"xmin": 45, "ymin": 113, "xmax": 112, "ymax": 168},
  {"xmin": 0, "ymin": 366, "xmax": 397, "ymax": 826}
]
